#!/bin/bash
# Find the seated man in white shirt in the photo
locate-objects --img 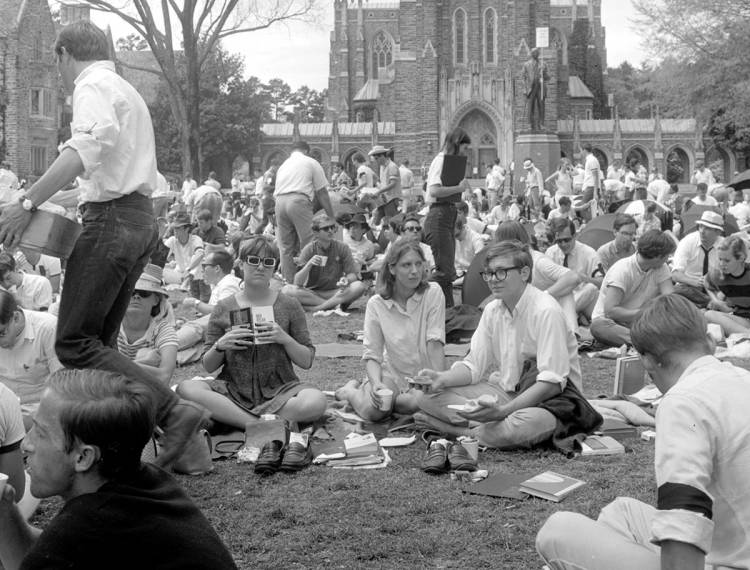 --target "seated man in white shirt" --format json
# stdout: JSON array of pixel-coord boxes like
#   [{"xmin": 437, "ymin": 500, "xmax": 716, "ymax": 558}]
[
  {"xmin": 590, "ymin": 230, "xmax": 675, "ymax": 347},
  {"xmin": 453, "ymin": 218, "xmax": 485, "ymax": 284},
  {"xmin": 0, "ymin": 252, "xmax": 53, "ymax": 311},
  {"xmin": 0, "ymin": 290, "xmax": 62, "ymax": 427},
  {"xmin": 546, "ymin": 196, "xmax": 576, "ymax": 222},
  {"xmin": 688, "ymin": 182, "xmax": 718, "ymax": 207},
  {"xmin": 177, "ymin": 250, "xmax": 241, "ymax": 354},
  {"xmin": 415, "ymin": 240, "xmax": 601, "ymax": 451},
  {"xmin": 537, "ymin": 294, "xmax": 750, "ymax": 570},
  {"xmin": 13, "ymin": 249, "xmax": 62, "ymax": 294},
  {"xmin": 342, "ymin": 213, "xmax": 379, "ymax": 278},
  {"xmin": 545, "ymin": 218, "xmax": 603, "ymax": 323}
]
